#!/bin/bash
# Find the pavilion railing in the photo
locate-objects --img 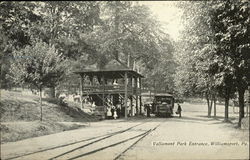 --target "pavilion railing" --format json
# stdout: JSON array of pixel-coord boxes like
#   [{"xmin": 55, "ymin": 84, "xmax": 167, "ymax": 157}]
[{"xmin": 82, "ymin": 85, "xmax": 139, "ymax": 94}]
